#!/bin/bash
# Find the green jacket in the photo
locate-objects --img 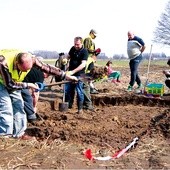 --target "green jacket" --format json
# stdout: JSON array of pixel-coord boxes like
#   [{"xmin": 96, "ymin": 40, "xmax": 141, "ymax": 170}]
[{"xmin": 84, "ymin": 36, "xmax": 96, "ymax": 73}]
